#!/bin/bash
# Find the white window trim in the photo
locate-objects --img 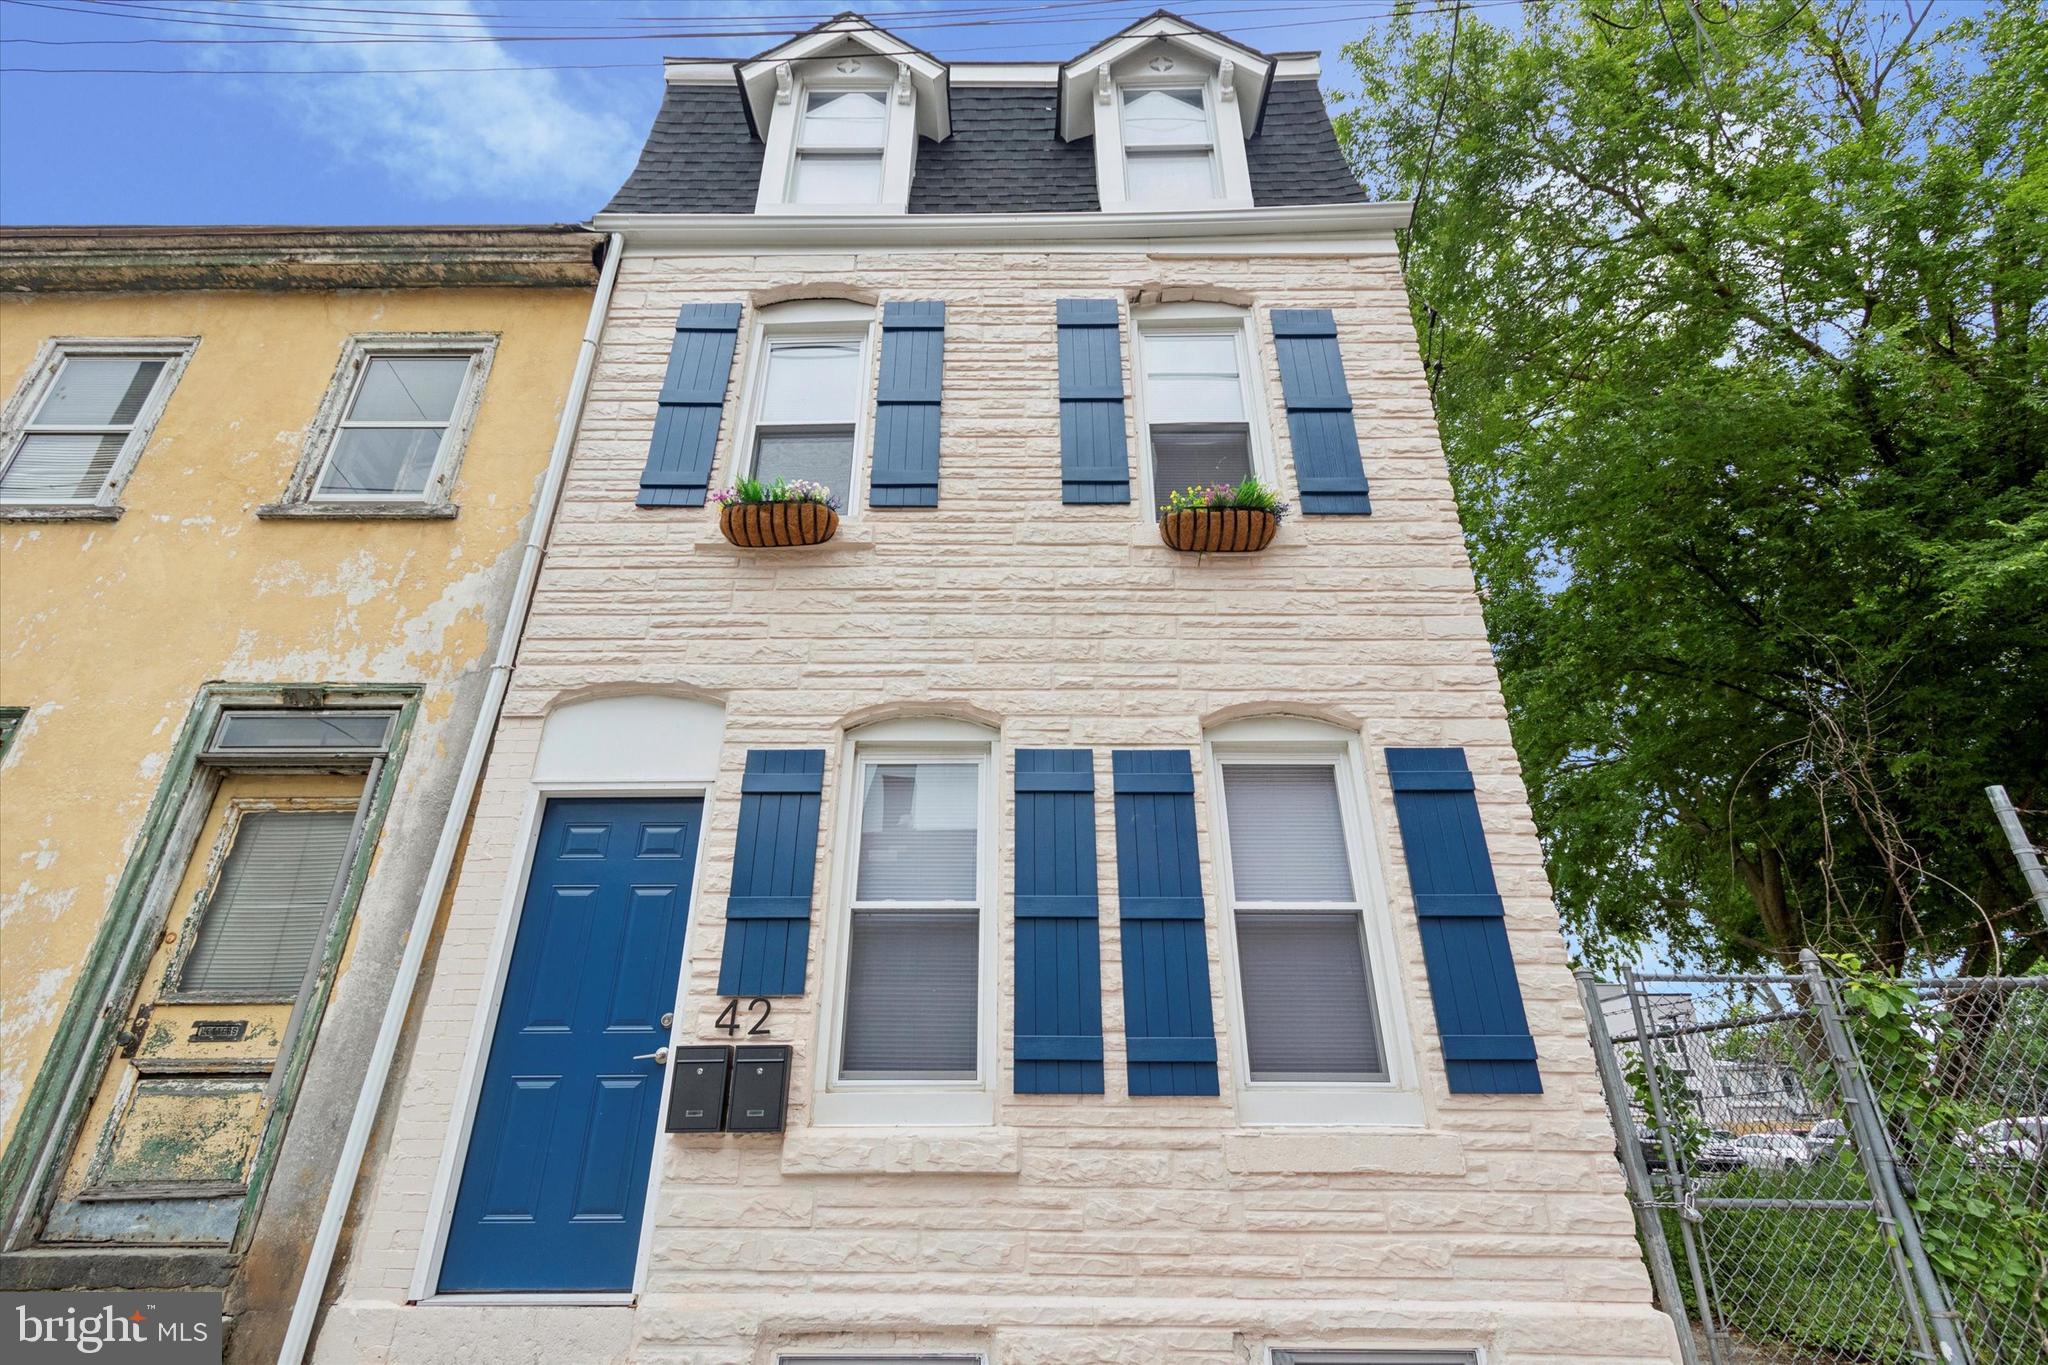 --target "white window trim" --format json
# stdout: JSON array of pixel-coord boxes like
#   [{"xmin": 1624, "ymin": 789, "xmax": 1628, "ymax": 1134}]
[
  {"xmin": 1206, "ymin": 720, "xmax": 1425, "ymax": 1127},
  {"xmin": 0, "ymin": 336, "xmax": 196, "ymax": 515},
  {"xmin": 814, "ymin": 723, "xmax": 999, "ymax": 1127},
  {"xmin": 1096, "ymin": 63, "xmax": 1254, "ymax": 213},
  {"xmin": 756, "ymin": 55, "xmax": 918, "ymax": 215},
  {"xmin": 732, "ymin": 300, "xmax": 878, "ymax": 519},
  {"xmin": 268, "ymin": 333, "xmax": 495, "ymax": 517},
  {"xmin": 1118, "ymin": 80, "xmax": 1222, "ymax": 201},
  {"xmin": 1129, "ymin": 302, "xmax": 1279, "ymax": 520}
]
